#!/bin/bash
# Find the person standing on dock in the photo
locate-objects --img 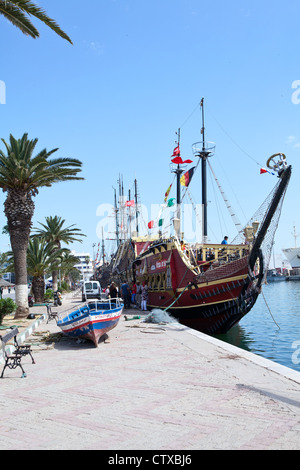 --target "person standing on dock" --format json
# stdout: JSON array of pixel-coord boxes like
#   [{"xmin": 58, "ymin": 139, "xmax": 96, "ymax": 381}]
[
  {"xmin": 221, "ymin": 236, "xmax": 228, "ymax": 245},
  {"xmin": 131, "ymin": 281, "xmax": 137, "ymax": 307},
  {"xmin": 141, "ymin": 281, "xmax": 149, "ymax": 311},
  {"xmin": 109, "ymin": 282, "xmax": 118, "ymax": 299},
  {"xmin": 121, "ymin": 281, "xmax": 131, "ymax": 309},
  {"xmin": 136, "ymin": 281, "xmax": 142, "ymax": 309}
]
